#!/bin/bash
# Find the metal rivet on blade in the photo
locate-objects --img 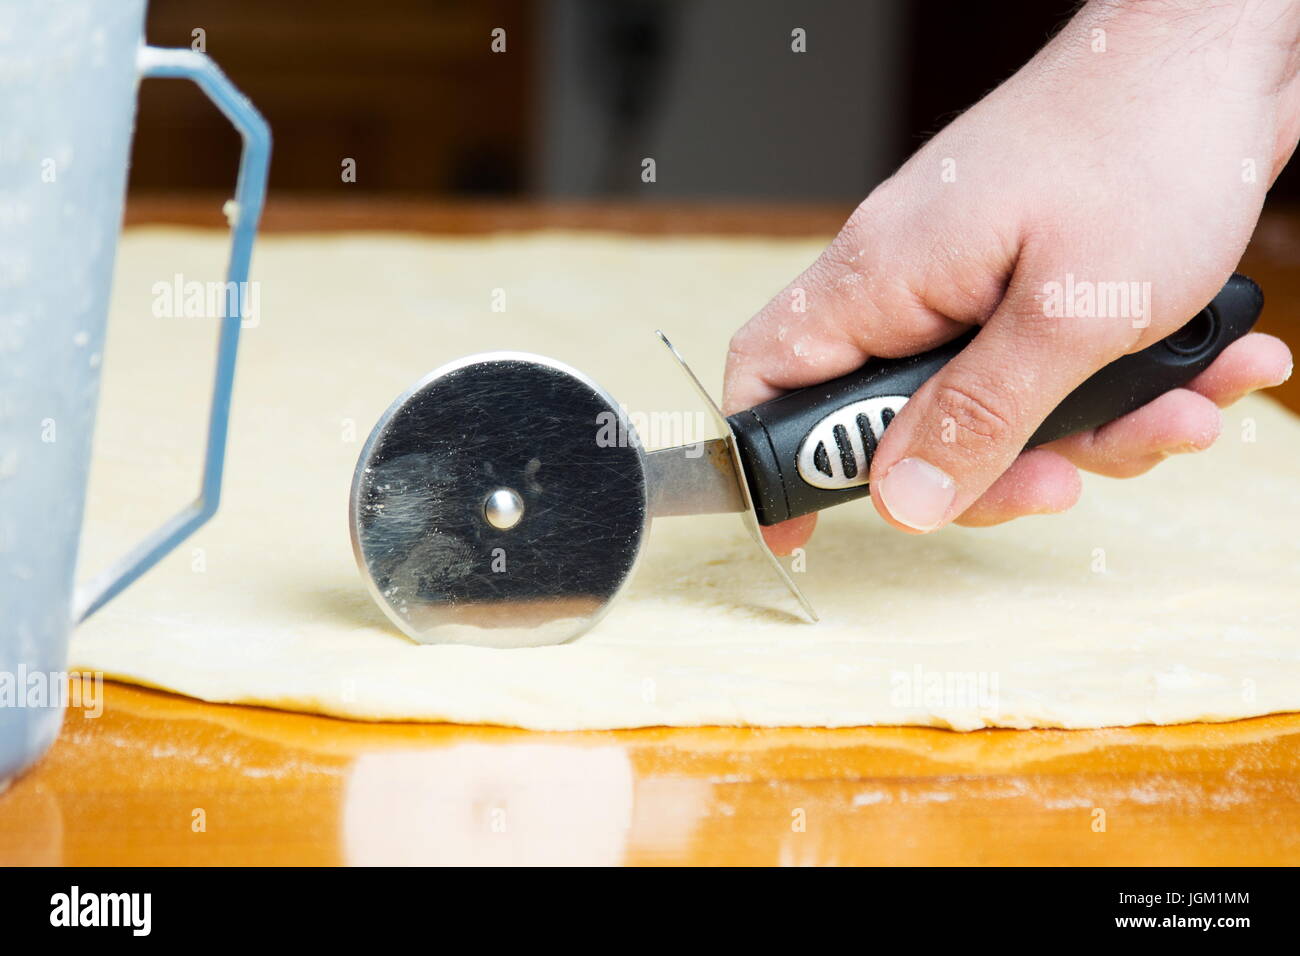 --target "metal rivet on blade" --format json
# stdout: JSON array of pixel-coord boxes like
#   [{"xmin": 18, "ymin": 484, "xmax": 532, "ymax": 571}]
[{"xmin": 483, "ymin": 488, "xmax": 525, "ymax": 530}]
